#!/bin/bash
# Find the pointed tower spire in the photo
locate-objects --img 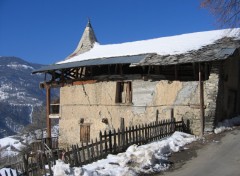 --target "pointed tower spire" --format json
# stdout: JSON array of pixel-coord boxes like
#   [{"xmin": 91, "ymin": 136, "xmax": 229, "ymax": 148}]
[{"xmin": 66, "ymin": 19, "xmax": 98, "ymax": 59}]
